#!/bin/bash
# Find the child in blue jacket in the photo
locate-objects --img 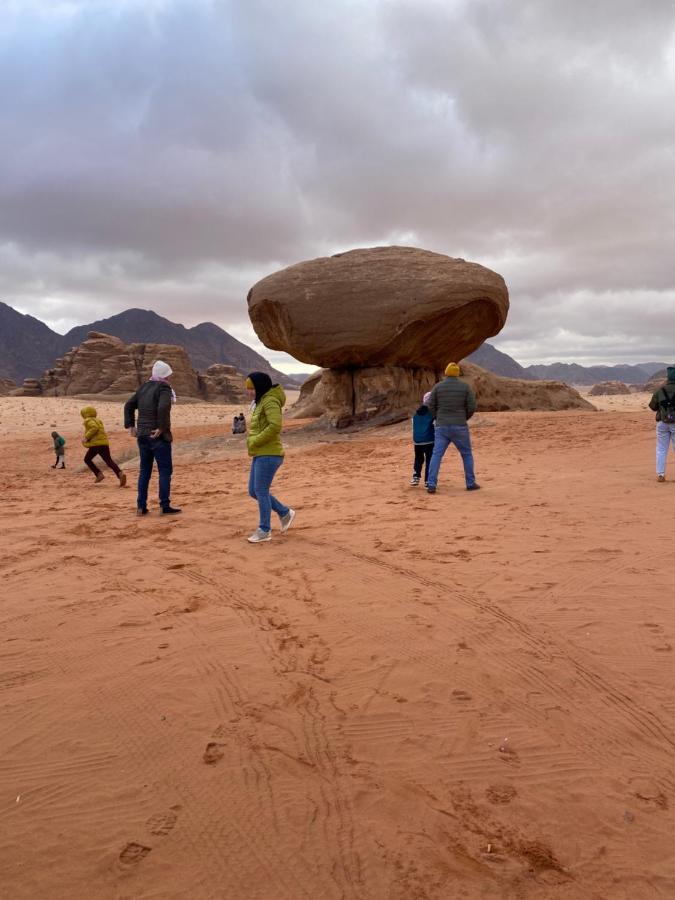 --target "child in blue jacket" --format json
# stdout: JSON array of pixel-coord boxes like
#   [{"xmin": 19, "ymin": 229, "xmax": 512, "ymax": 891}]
[{"xmin": 410, "ymin": 392, "xmax": 435, "ymax": 486}]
